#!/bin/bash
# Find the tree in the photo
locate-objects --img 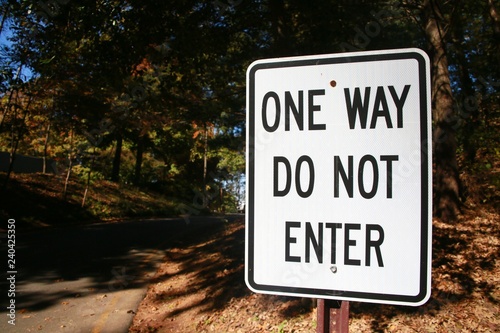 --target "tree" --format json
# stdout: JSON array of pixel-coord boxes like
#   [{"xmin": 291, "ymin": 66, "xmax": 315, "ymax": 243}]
[
  {"xmin": 1, "ymin": 0, "xmax": 497, "ymax": 216},
  {"xmin": 421, "ymin": 0, "xmax": 460, "ymax": 220}
]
